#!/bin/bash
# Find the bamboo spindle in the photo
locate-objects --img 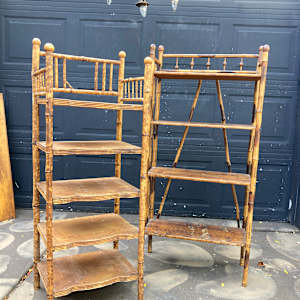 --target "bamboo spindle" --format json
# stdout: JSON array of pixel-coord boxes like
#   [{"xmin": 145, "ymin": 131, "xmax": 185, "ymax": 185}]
[
  {"xmin": 132, "ymin": 81, "xmax": 135, "ymax": 98},
  {"xmin": 138, "ymin": 57, "xmax": 154, "ymax": 300},
  {"xmin": 135, "ymin": 80, "xmax": 139, "ymax": 98},
  {"xmin": 44, "ymin": 43, "xmax": 55, "ymax": 300},
  {"xmin": 242, "ymin": 45, "xmax": 270, "ymax": 287},
  {"xmin": 240, "ymin": 47, "xmax": 263, "ymax": 266},
  {"xmin": 54, "ymin": 57, "xmax": 58, "ymax": 88},
  {"xmin": 63, "ymin": 58, "xmax": 66, "ymax": 88},
  {"xmin": 124, "ymin": 80, "xmax": 127, "ymax": 98},
  {"xmin": 114, "ymin": 51, "xmax": 126, "ymax": 249},
  {"xmin": 148, "ymin": 45, "xmax": 164, "ymax": 253},
  {"xmin": 223, "ymin": 58, "xmax": 227, "ymax": 70},
  {"xmin": 216, "ymin": 80, "xmax": 240, "ymax": 228},
  {"xmin": 206, "ymin": 58, "xmax": 211, "ymax": 70},
  {"xmin": 102, "ymin": 62, "xmax": 106, "ymax": 91},
  {"xmin": 32, "ymin": 38, "xmax": 41, "ymax": 290},
  {"xmin": 156, "ymin": 80, "xmax": 203, "ymax": 219},
  {"xmin": 109, "ymin": 63, "xmax": 113, "ymax": 91},
  {"xmin": 175, "ymin": 57, "xmax": 179, "ymax": 70},
  {"xmin": 94, "ymin": 62, "xmax": 99, "ymax": 90},
  {"xmin": 240, "ymin": 58, "xmax": 244, "ymax": 71},
  {"xmin": 190, "ymin": 57, "xmax": 195, "ymax": 70}
]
